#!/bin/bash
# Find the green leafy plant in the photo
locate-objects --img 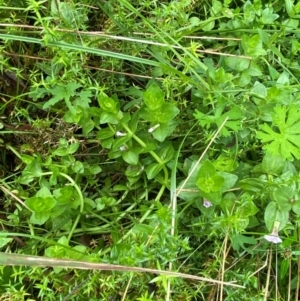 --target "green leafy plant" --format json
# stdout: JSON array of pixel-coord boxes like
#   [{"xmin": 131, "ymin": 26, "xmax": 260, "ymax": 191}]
[
  {"xmin": 1, "ymin": 0, "xmax": 300, "ymax": 300},
  {"xmin": 257, "ymin": 104, "xmax": 300, "ymax": 160}
]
